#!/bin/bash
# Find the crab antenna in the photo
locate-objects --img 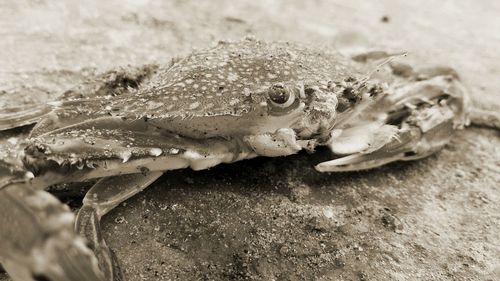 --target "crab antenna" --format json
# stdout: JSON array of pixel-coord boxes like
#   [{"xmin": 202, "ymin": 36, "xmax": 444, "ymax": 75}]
[
  {"xmin": 332, "ymin": 52, "xmax": 408, "ymax": 129},
  {"xmin": 361, "ymin": 51, "xmax": 408, "ymax": 83}
]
